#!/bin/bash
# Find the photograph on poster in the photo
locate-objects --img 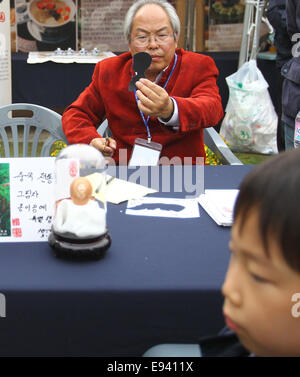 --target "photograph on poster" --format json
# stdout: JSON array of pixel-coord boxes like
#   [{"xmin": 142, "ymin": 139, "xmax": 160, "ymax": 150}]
[
  {"xmin": 205, "ymin": 0, "xmax": 245, "ymax": 51},
  {"xmin": 79, "ymin": 0, "xmax": 135, "ymax": 52},
  {"xmin": 0, "ymin": 163, "xmax": 11, "ymax": 237},
  {"xmin": 11, "ymin": 0, "xmax": 77, "ymax": 52}
]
